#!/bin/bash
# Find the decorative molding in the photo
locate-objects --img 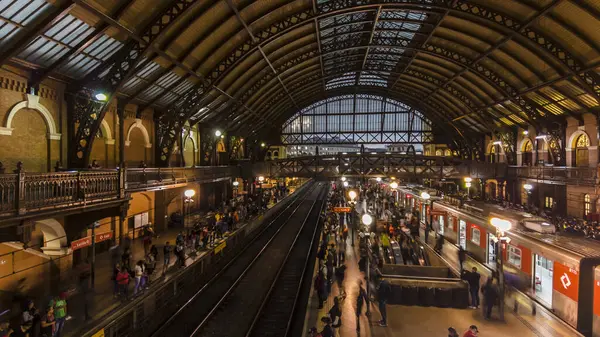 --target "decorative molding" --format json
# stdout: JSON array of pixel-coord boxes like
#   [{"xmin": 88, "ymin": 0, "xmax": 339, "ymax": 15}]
[
  {"xmin": 0, "ymin": 127, "xmax": 14, "ymax": 135},
  {"xmin": 125, "ymin": 118, "xmax": 152, "ymax": 148},
  {"xmin": 2, "ymin": 94, "xmax": 61, "ymax": 140}
]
